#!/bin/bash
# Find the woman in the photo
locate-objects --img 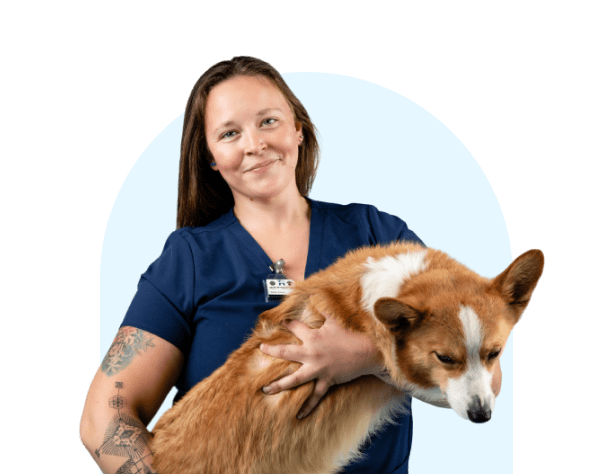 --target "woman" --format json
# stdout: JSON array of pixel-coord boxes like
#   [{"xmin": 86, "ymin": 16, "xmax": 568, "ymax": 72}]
[{"xmin": 81, "ymin": 56, "xmax": 501, "ymax": 474}]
